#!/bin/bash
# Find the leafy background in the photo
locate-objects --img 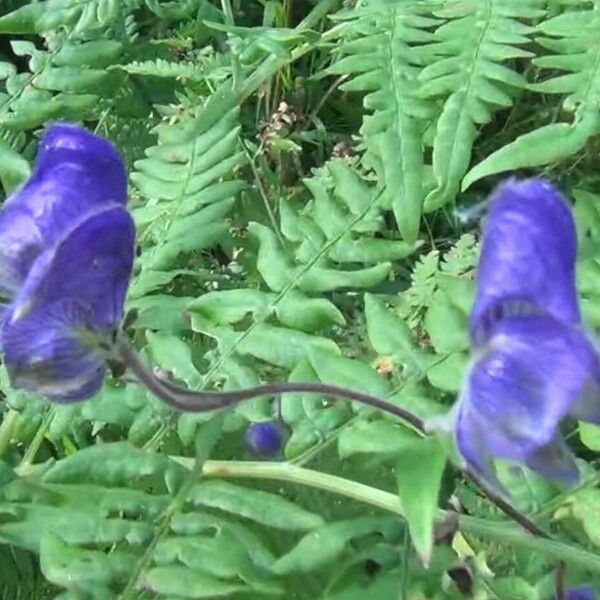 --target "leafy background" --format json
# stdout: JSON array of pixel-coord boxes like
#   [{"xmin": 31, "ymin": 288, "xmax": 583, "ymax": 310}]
[{"xmin": 0, "ymin": 0, "xmax": 599, "ymax": 598}]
